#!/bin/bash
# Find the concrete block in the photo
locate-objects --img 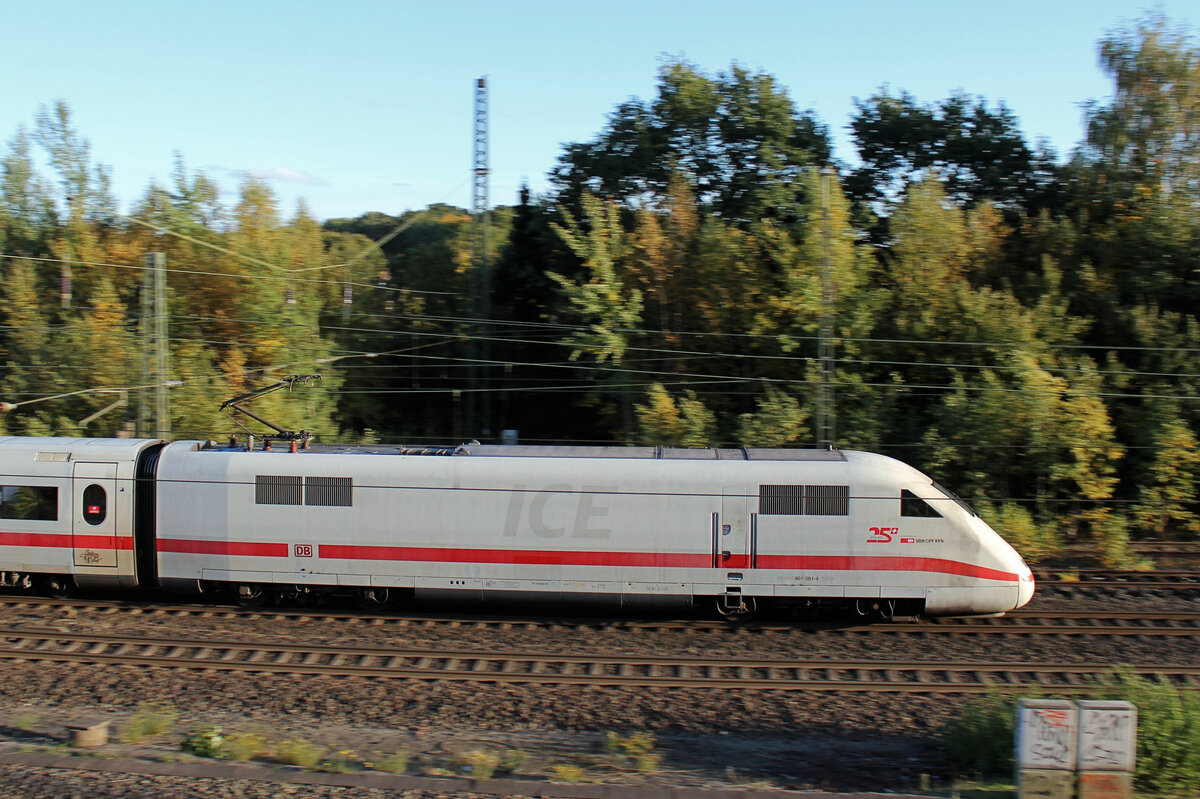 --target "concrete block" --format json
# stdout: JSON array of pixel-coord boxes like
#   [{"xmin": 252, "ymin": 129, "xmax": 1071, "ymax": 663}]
[
  {"xmin": 1016, "ymin": 699, "xmax": 1077, "ymax": 770},
  {"xmin": 1077, "ymin": 700, "xmax": 1137, "ymax": 772},
  {"xmin": 1078, "ymin": 770, "xmax": 1134, "ymax": 799},
  {"xmin": 1017, "ymin": 768, "xmax": 1075, "ymax": 799},
  {"xmin": 66, "ymin": 718, "xmax": 111, "ymax": 747}
]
